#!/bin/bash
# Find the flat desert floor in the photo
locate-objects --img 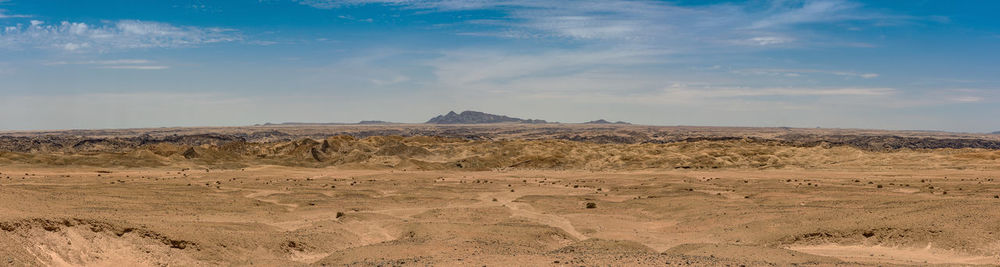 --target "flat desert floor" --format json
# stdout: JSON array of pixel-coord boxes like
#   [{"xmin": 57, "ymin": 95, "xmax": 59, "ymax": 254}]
[{"xmin": 3, "ymin": 166, "xmax": 1000, "ymax": 266}]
